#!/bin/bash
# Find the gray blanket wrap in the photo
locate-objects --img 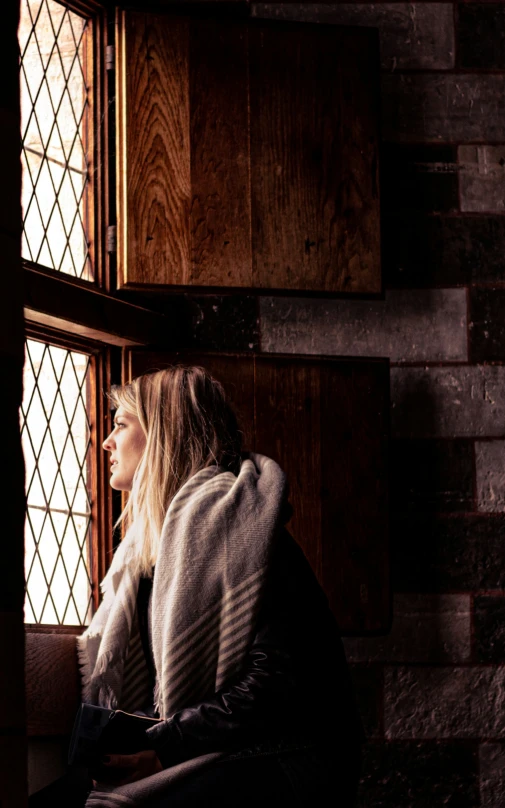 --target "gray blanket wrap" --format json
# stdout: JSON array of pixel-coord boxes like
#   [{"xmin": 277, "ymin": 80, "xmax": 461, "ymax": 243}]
[{"xmin": 77, "ymin": 453, "xmax": 287, "ymax": 806}]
